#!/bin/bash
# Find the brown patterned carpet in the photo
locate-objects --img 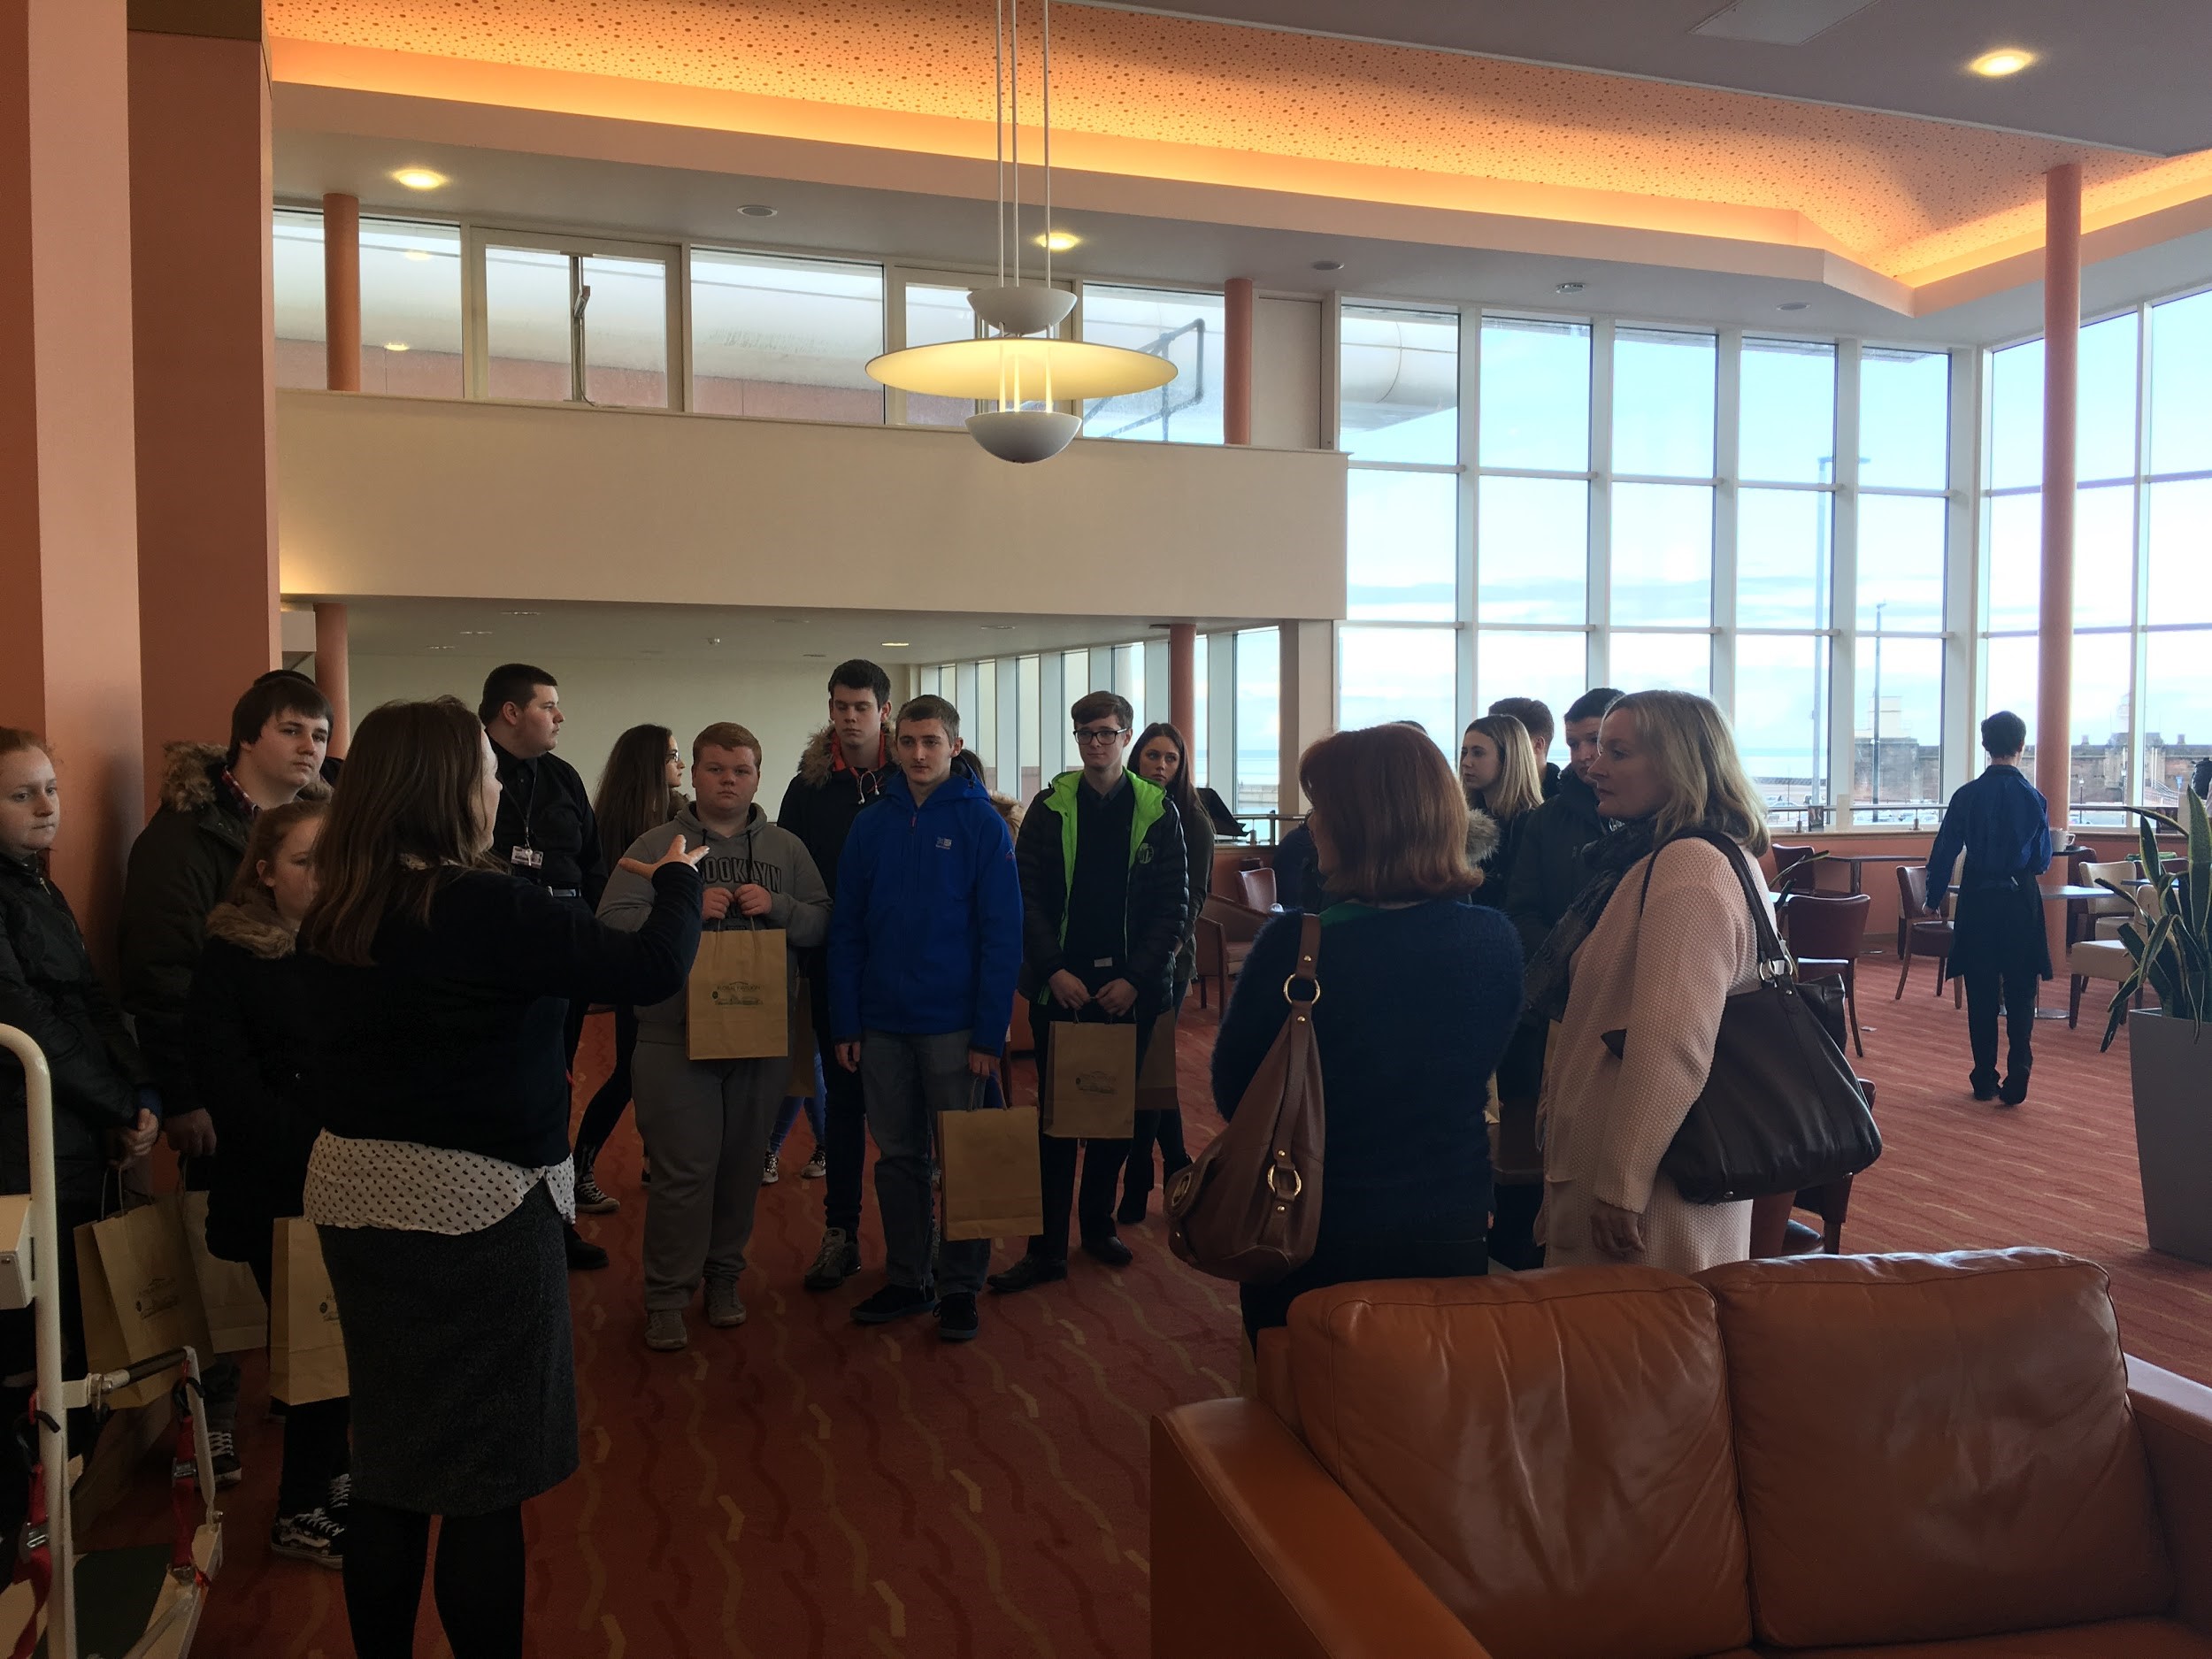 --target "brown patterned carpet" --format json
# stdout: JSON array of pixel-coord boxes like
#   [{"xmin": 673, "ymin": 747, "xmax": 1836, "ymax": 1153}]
[{"xmin": 88, "ymin": 985, "xmax": 2210, "ymax": 1657}]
